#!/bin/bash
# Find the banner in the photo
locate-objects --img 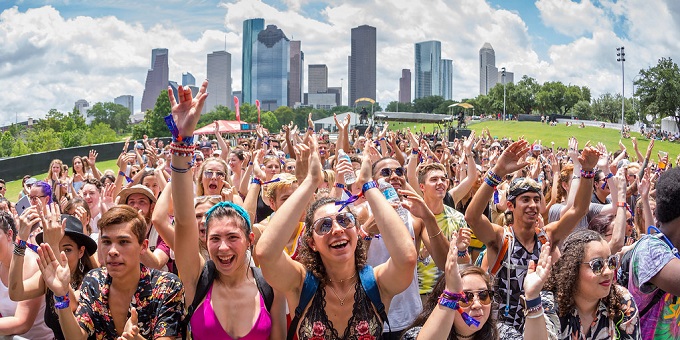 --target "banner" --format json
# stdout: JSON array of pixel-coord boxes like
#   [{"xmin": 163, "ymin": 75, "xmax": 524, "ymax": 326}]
[
  {"xmin": 234, "ymin": 96, "xmax": 240, "ymax": 122},
  {"xmin": 255, "ymin": 99, "xmax": 261, "ymax": 125}
]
